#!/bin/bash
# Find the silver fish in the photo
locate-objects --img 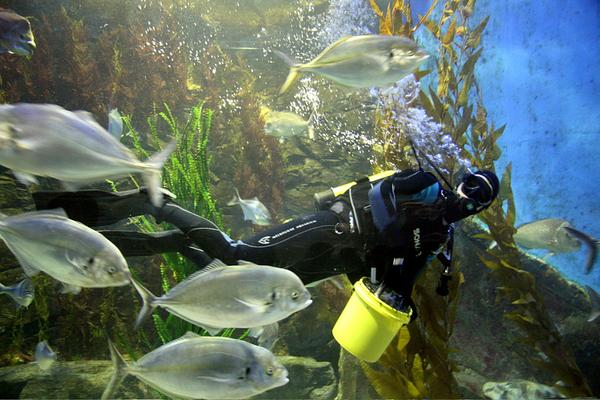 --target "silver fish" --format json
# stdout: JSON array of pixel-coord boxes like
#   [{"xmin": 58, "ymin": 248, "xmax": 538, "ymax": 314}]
[
  {"xmin": 514, "ymin": 218, "xmax": 598, "ymax": 273},
  {"xmin": 0, "ymin": 278, "xmax": 34, "ymax": 307},
  {"xmin": 262, "ymin": 107, "xmax": 315, "ymax": 141},
  {"xmin": 34, "ymin": 340, "xmax": 57, "ymax": 371},
  {"xmin": 275, "ymin": 34, "xmax": 429, "ymax": 94},
  {"xmin": 0, "ymin": 103, "xmax": 175, "ymax": 206},
  {"xmin": 102, "ymin": 333, "xmax": 289, "ymax": 400},
  {"xmin": 0, "ymin": 8, "xmax": 35, "ymax": 56},
  {"xmin": 130, "ymin": 259, "xmax": 312, "ymax": 341},
  {"xmin": 0, "ymin": 209, "xmax": 130, "ymax": 294},
  {"xmin": 227, "ymin": 188, "xmax": 272, "ymax": 226}
]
